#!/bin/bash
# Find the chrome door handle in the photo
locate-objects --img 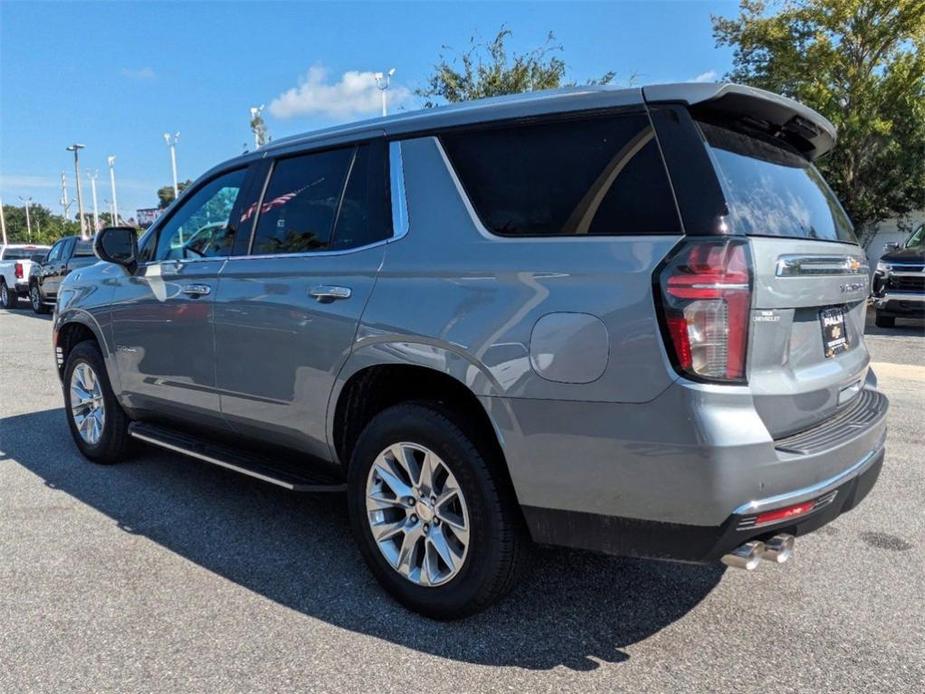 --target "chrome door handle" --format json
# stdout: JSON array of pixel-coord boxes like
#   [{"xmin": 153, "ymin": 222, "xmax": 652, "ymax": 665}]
[
  {"xmin": 309, "ymin": 285, "xmax": 352, "ymax": 302},
  {"xmin": 181, "ymin": 283, "xmax": 212, "ymax": 297}
]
